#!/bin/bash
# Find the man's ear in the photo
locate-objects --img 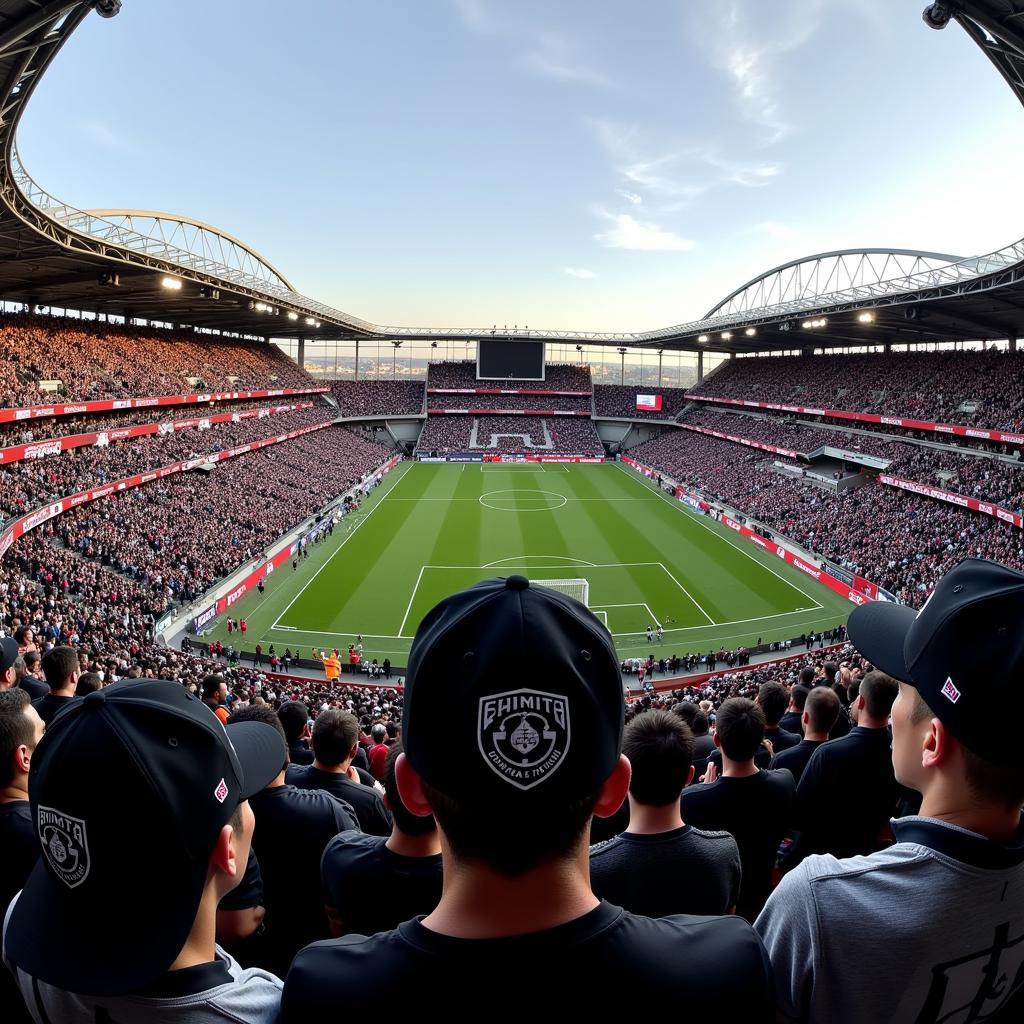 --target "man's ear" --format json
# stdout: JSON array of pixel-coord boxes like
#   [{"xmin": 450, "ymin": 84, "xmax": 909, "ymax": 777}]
[
  {"xmin": 210, "ymin": 823, "xmax": 239, "ymax": 880},
  {"xmin": 594, "ymin": 755, "xmax": 631, "ymax": 819},
  {"xmin": 921, "ymin": 716, "xmax": 953, "ymax": 771},
  {"xmin": 394, "ymin": 752, "xmax": 433, "ymax": 817},
  {"xmin": 802, "ymin": 709, "xmax": 810, "ymax": 729},
  {"xmin": 713, "ymin": 731, "xmax": 722, "ymax": 749},
  {"xmin": 684, "ymin": 764, "xmax": 695, "ymax": 788}
]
